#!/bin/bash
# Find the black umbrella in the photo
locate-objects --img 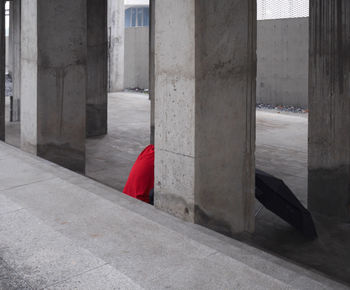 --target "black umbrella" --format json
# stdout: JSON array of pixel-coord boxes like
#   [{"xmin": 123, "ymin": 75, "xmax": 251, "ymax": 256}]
[{"xmin": 255, "ymin": 169, "xmax": 318, "ymax": 239}]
